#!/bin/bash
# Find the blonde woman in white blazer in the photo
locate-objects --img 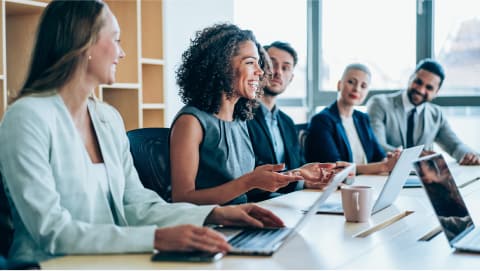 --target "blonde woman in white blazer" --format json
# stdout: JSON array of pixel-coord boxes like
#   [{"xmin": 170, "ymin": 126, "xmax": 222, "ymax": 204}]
[{"xmin": 0, "ymin": 0, "xmax": 283, "ymax": 263}]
